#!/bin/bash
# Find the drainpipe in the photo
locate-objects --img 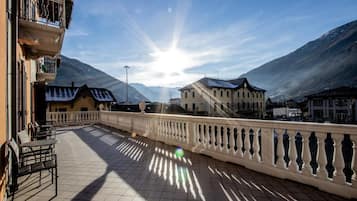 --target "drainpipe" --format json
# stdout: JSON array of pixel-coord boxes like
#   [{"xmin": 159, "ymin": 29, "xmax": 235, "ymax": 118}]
[{"xmin": 10, "ymin": 0, "xmax": 18, "ymax": 138}]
